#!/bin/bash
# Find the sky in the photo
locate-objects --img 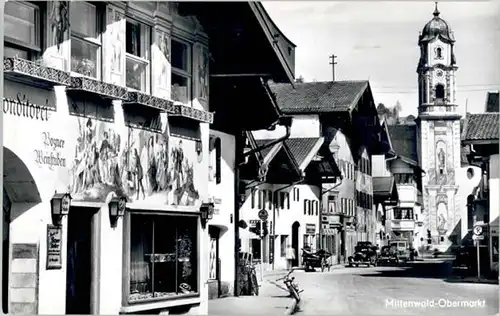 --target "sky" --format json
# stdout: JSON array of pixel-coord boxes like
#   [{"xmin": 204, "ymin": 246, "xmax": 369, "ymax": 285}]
[{"xmin": 263, "ymin": 1, "xmax": 500, "ymax": 116}]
